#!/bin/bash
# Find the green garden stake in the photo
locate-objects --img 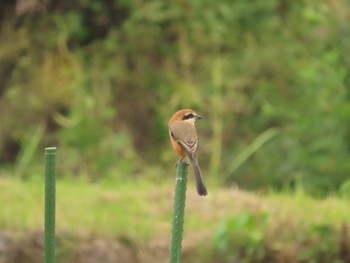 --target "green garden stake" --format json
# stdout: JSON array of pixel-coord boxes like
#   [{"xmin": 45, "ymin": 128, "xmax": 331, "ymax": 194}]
[
  {"xmin": 44, "ymin": 147, "xmax": 57, "ymax": 263},
  {"xmin": 169, "ymin": 160, "xmax": 188, "ymax": 263}
]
